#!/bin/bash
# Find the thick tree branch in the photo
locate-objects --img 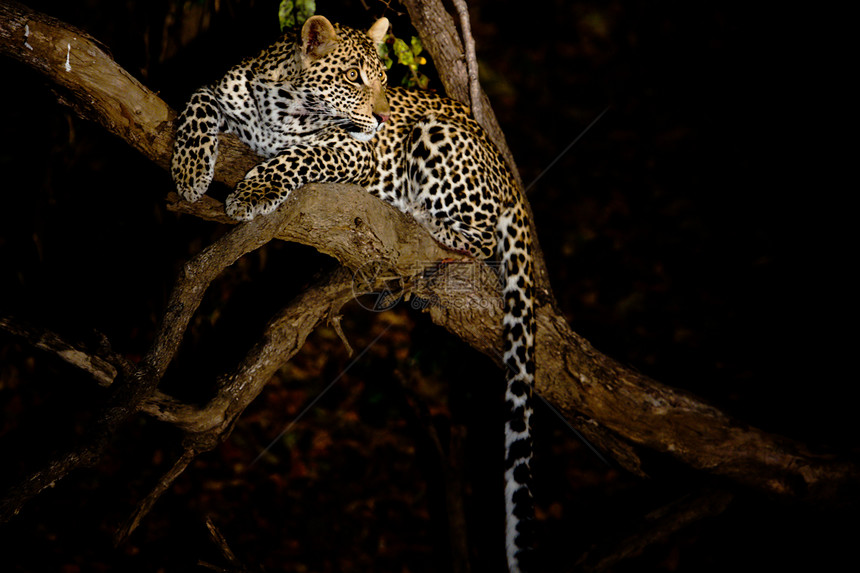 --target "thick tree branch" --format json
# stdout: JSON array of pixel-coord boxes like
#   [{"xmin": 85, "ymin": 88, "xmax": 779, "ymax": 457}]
[{"xmin": 1, "ymin": 0, "xmax": 858, "ymax": 516}]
